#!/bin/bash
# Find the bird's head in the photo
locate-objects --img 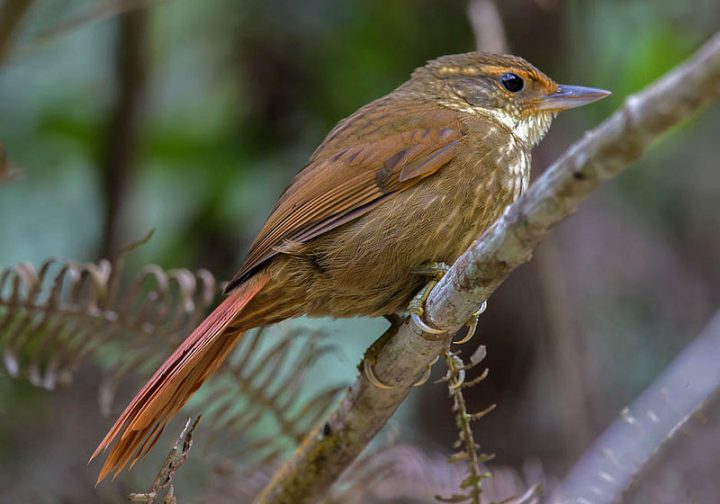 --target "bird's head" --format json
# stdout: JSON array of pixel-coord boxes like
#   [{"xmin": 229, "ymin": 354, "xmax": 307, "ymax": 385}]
[{"xmin": 407, "ymin": 52, "xmax": 610, "ymax": 146}]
